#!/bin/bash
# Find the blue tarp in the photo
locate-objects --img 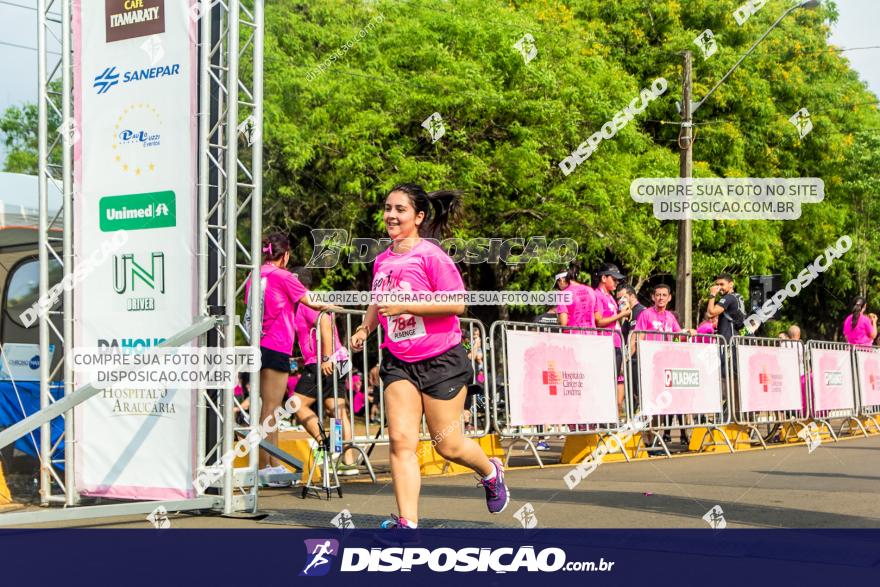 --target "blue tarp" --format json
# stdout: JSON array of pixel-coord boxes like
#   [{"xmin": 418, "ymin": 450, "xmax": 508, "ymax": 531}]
[{"xmin": 0, "ymin": 380, "xmax": 65, "ymax": 464}]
